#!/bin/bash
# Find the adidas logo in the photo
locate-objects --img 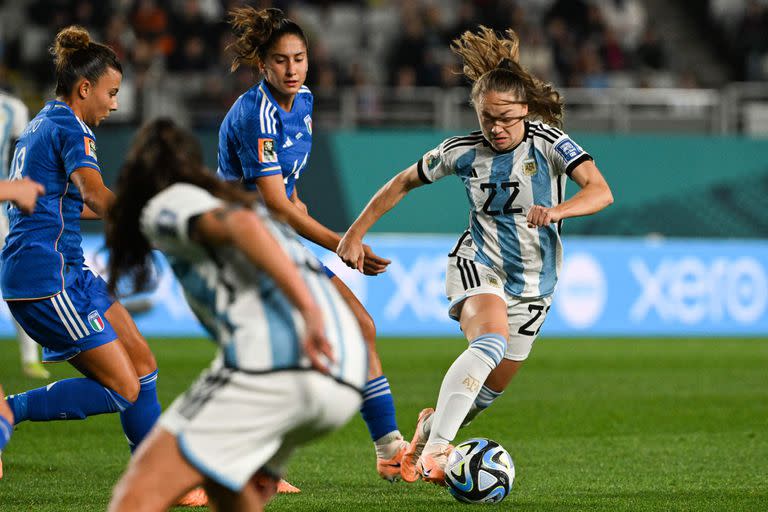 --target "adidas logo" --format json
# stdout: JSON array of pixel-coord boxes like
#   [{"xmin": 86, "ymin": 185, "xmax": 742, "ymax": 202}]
[{"xmin": 283, "ymin": 137, "xmax": 293, "ymax": 148}]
